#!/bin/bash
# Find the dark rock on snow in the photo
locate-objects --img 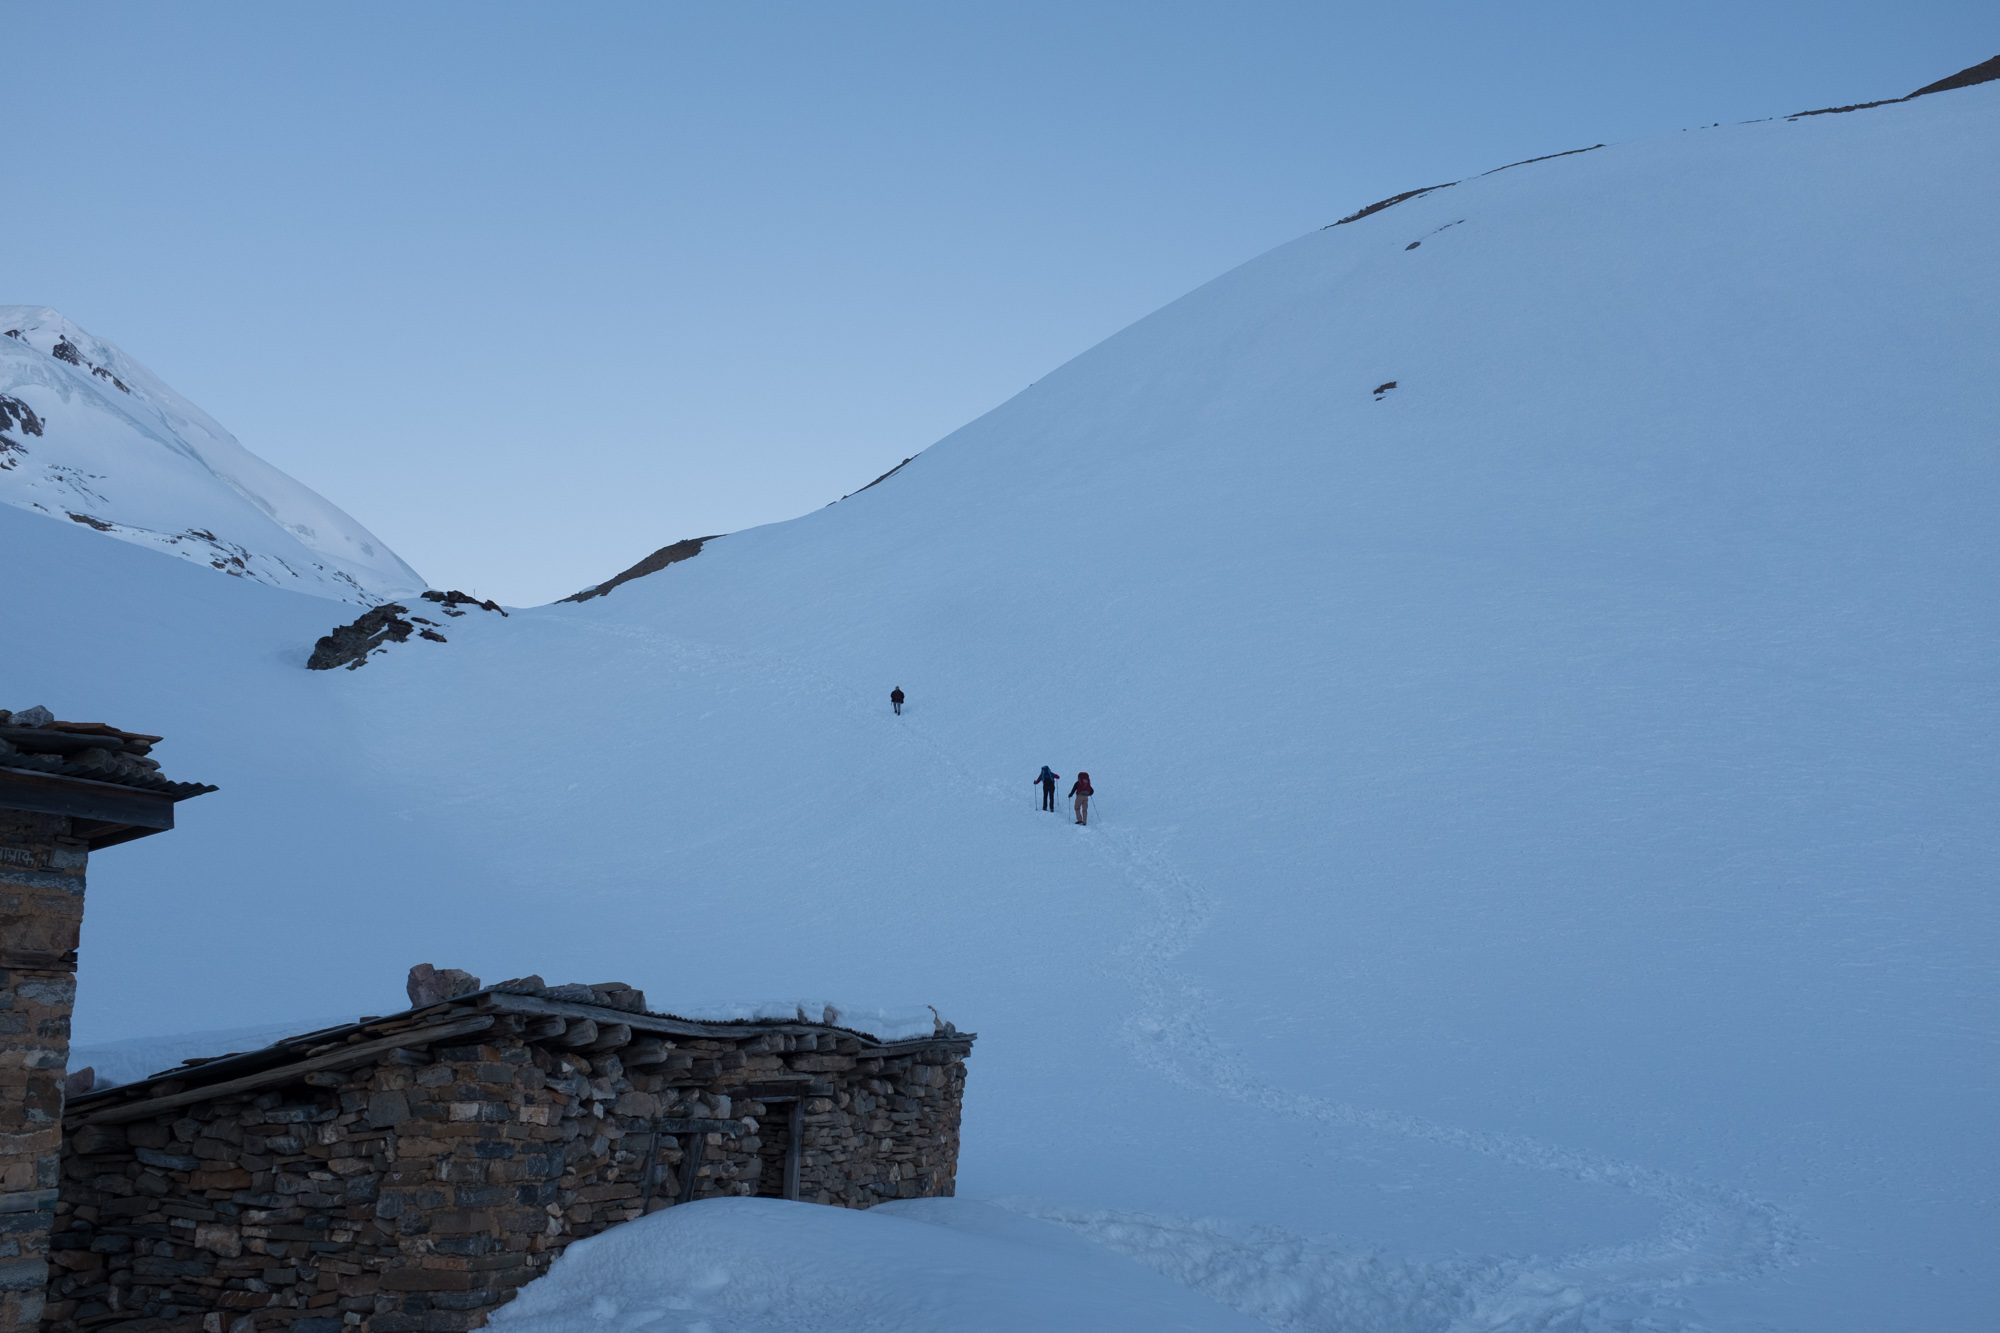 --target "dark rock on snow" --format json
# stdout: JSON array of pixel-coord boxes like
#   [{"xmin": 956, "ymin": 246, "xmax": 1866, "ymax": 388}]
[
  {"xmin": 307, "ymin": 591, "xmax": 506, "ymax": 669},
  {"xmin": 1791, "ymin": 51, "xmax": 2000, "ymax": 118},
  {"xmin": 307, "ymin": 602, "xmax": 417, "ymax": 670},
  {"xmin": 0, "ymin": 394, "xmax": 42, "ymax": 469},
  {"xmin": 420, "ymin": 588, "xmax": 508, "ymax": 618},
  {"xmin": 0, "ymin": 394, "xmax": 45, "ymax": 438},
  {"xmin": 563, "ymin": 536, "xmax": 715, "ymax": 604}
]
